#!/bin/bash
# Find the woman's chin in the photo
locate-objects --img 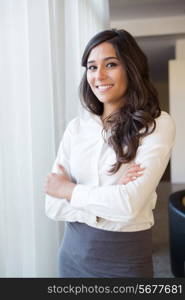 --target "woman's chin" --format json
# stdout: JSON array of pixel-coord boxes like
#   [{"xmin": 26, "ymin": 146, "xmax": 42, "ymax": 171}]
[{"xmin": 97, "ymin": 96, "xmax": 112, "ymax": 103}]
